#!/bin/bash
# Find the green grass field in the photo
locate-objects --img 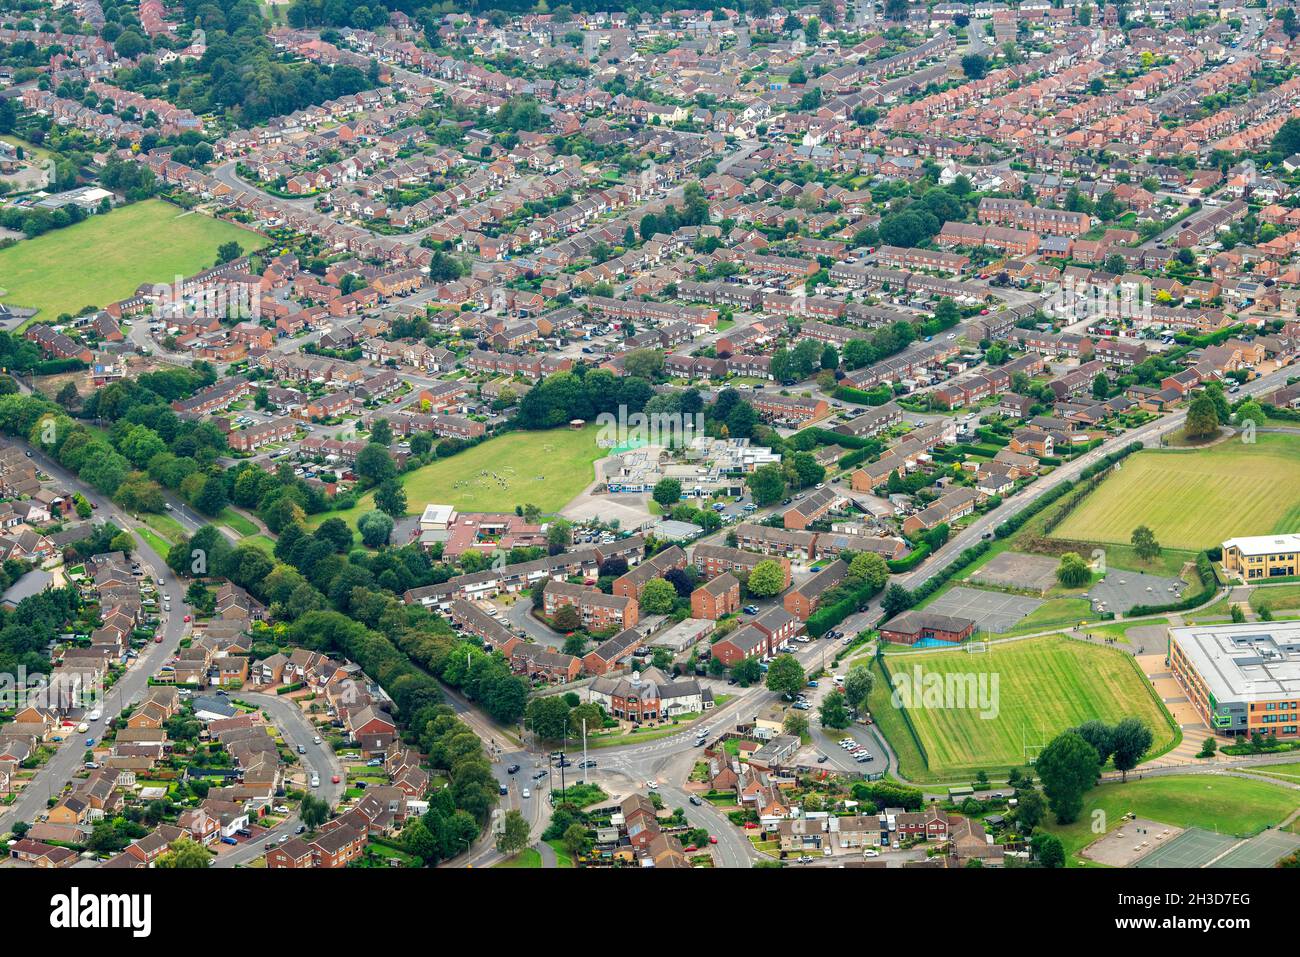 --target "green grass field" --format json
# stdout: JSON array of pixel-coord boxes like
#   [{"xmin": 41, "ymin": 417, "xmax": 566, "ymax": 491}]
[
  {"xmin": 493, "ymin": 848, "xmax": 542, "ymax": 868},
  {"xmin": 1251, "ymin": 761, "xmax": 1300, "ymax": 782},
  {"xmin": 1046, "ymin": 775, "xmax": 1299, "ymax": 863},
  {"xmin": 308, "ymin": 425, "xmax": 606, "ymax": 529},
  {"xmin": 218, "ymin": 508, "xmax": 260, "ymax": 537},
  {"xmin": 1052, "ymin": 434, "xmax": 1300, "ymax": 552},
  {"xmin": 870, "ymin": 636, "xmax": 1177, "ymax": 782},
  {"xmin": 0, "ymin": 199, "xmax": 265, "ymax": 319}
]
